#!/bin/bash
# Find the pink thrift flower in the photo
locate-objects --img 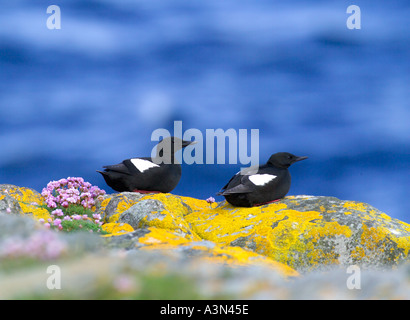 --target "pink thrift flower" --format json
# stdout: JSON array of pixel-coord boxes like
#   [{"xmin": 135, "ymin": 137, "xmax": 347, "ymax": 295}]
[
  {"xmin": 46, "ymin": 199, "xmax": 57, "ymax": 208},
  {"xmin": 42, "ymin": 177, "xmax": 106, "ymax": 213},
  {"xmin": 206, "ymin": 197, "xmax": 216, "ymax": 204},
  {"xmin": 51, "ymin": 209, "xmax": 64, "ymax": 216},
  {"xmin": 81, "ymin": 192, "xmax": 91, "ymax": 199},
  {"xmin": 113, "ymin": 275, "xmax": 136, "ymax": 293}
]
